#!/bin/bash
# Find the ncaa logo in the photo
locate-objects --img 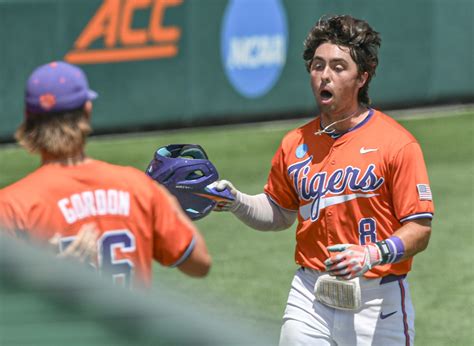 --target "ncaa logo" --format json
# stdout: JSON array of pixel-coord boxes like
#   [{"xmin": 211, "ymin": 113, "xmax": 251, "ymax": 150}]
[
  {"xmin": 221, "ymin": 0, "xmax": 288, "ymax": 98},
  {"xmin": 296, "ymin": 144, "xmax": 308, "ymax": 159}
]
